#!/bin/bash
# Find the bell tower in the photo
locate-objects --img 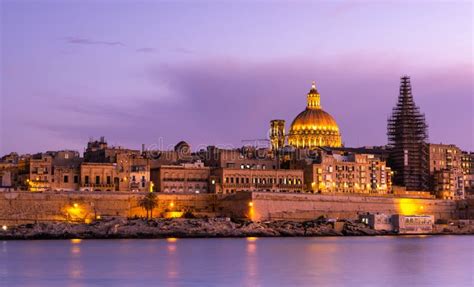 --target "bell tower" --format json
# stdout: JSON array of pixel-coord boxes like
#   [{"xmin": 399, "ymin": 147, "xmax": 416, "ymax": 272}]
[{"xmin": 270, "ymin": 120, "xmax": 286, "ymax": 151}]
